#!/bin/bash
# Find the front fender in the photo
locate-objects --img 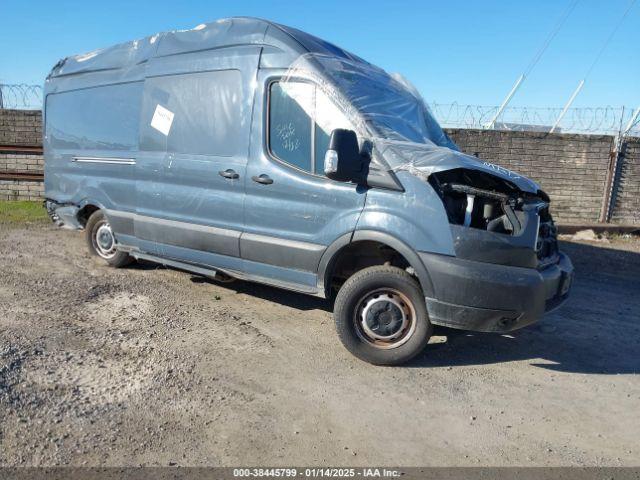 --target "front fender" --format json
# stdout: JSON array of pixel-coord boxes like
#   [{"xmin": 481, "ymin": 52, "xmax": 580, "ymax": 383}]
[
  {"xmin": 357, "ymin": 172, "xmax": 455, "ymax": 256},
  {"xmin": 351, "ymin": 230, "xmax": 436, "ymax": 298},
  {"xmin": 316, "ymin": 230, "xmax": 440, "ymax": 299}
]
